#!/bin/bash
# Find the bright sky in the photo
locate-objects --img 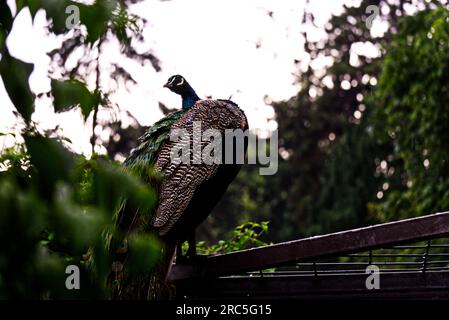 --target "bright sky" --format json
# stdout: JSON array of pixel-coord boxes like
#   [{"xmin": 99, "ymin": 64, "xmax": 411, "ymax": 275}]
[{"xmin": 0, "ymin": 0, "xmax": 355, "ymax": 156}]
